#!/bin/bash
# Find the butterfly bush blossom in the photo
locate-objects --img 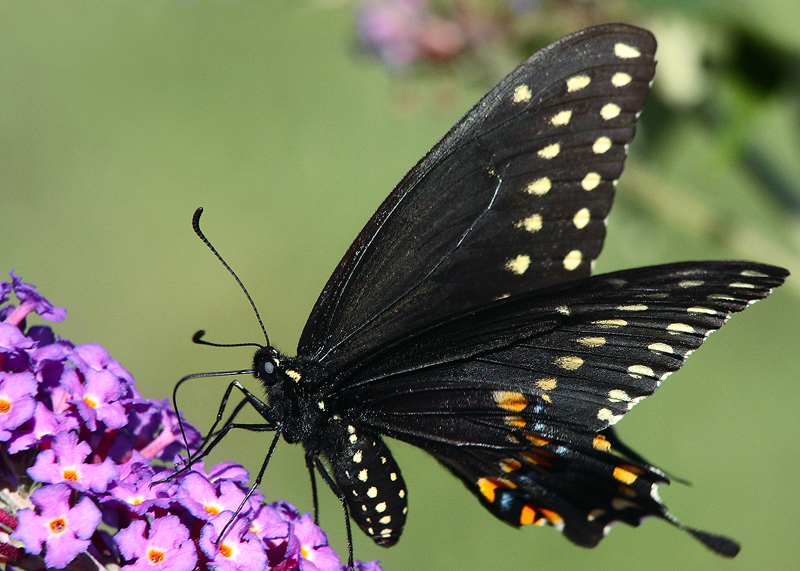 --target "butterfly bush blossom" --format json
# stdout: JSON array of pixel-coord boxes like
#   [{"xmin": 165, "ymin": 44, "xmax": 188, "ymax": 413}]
[{"xmin": 0, "ymin": 271, "xmax": 381, "ymax": 571}]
